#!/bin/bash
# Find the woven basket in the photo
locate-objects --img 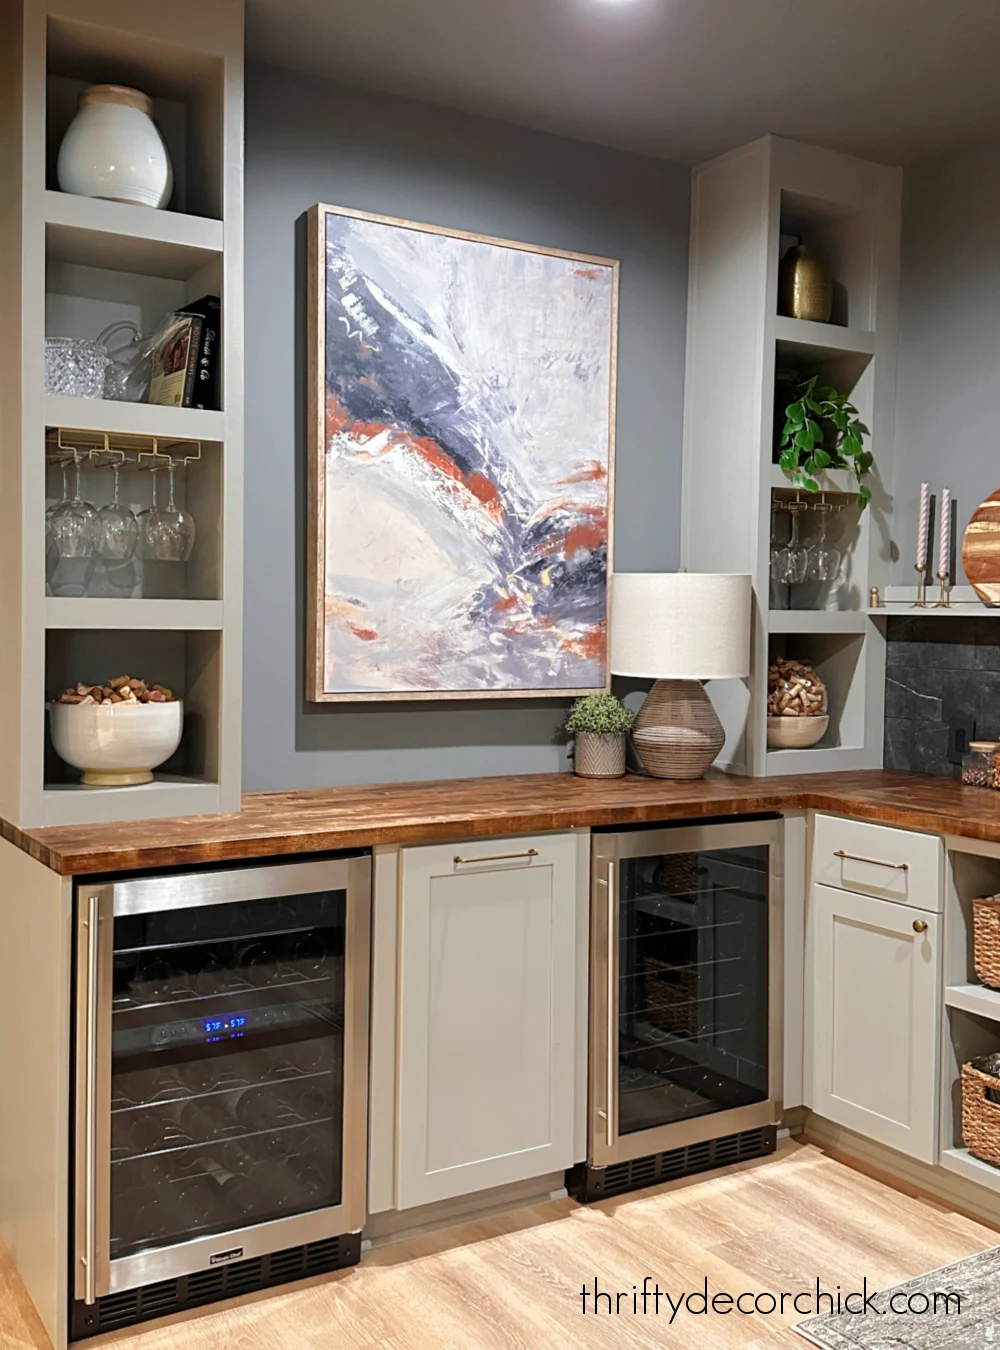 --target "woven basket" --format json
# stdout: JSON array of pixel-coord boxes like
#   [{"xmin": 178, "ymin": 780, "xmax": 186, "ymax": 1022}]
[
  {"xmin": 962, "ymin": 1054, "xmax": 1000, "ymax": 1168},
  {"xmin": 642, "ymin": 955, "xmax": 698, "ymax": 1037},
  {"xmin": 574, "ymin": 732, "xmax": 626, "ymax": 779},
  {"xmin": 654, "ymin": 853, "xmax": 704, "ymax": 895},
  {"xmin": 972, "ymin": 896, "xmax": 1000, "ymax": 990}
]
